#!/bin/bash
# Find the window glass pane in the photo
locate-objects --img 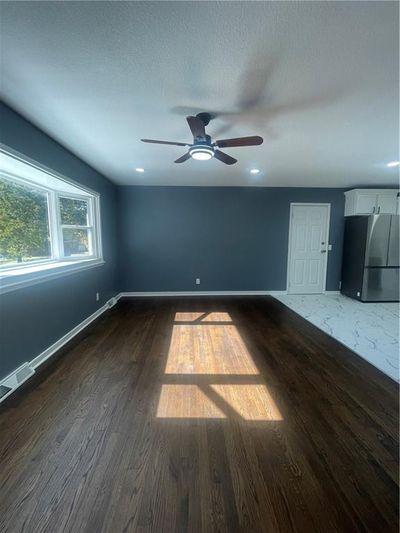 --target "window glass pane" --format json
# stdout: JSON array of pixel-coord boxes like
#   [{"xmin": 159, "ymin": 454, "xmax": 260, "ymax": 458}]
[
  {"xmin": 62, "ymin": 228, "xmax": 90, "ymax": 257},
  {"xmin": 59, "ymin": 197, "xmax": 88, "ymax": 226},
  {"xmin": 0, "ymin": 177, "xmax": 51, "ymax": 268}
]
